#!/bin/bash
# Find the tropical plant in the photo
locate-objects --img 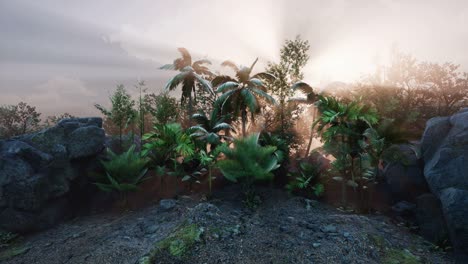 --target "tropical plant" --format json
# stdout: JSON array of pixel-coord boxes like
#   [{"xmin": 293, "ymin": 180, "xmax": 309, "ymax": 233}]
[
  {"xmin": 218, "ymin": 133, "xmax": 280, "ymax": 206},
  {"xmin": 160, "ymin": 48, "xmax": 215, "ymax": 116},
  {"xmin": 198, "ymin": 145, "xmax": 225, "ymax": 197},
  {"xmin": 95, "ymin": 84, "xmax": 136, "ymax": 148},
  {"xmin": 313, "ymin": 95, "xmax": 379, "ymax": 208},
  {"xmin": 290, "ymin": 81, "xmax": 318, "ymax": 157},
  {"xmin": 286, "ymin": 161, "xmax": 325, "ymax": 198},
  {"xmin": 142, "ymin": 123, "xmax": 195, "ymax": 169},
  {"xmin": 189, "ymin": 108, "xmax": 234, "ymax": 152},
  {"xmin": 214, "ymin": 58, "xmax": 276, "ymax": 136},
  {"xmin": 95, "ymin": 145, "xmax": 149, "ymax": 194}
]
